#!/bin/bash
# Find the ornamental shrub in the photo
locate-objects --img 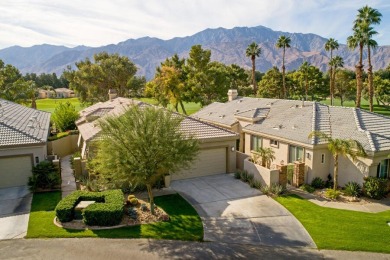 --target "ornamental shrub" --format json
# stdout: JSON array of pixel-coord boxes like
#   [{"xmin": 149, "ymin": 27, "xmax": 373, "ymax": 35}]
[
  {"xmin": 343, "ymin": 182, "xmax": 362, "ymax": 197},
  {"xmin": 300, "ymin": 184, "xmax": 315, "ymax": 193},
  {"xmin": 28, "ymin": 160, "xmax": 61, "ymax": 192},
  {"xmin": 311, "ymin": 177, "xmax": 325, "ymax": 189},
  {"xmin": 324, "ymin": 189, "xmax": 341, "ymax": 200},
  {"xmin": 55, "ymin": 189, "xmax": 124, "ymax": 226},
  {"xmin": 363, "ymin": 177, "xmax": 388, "ymax": 200}
]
